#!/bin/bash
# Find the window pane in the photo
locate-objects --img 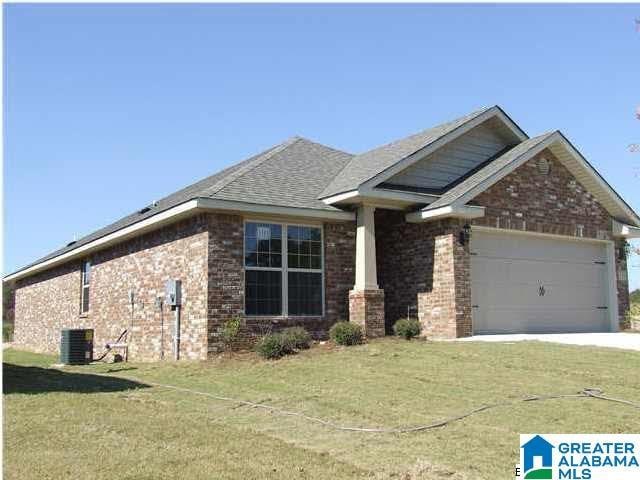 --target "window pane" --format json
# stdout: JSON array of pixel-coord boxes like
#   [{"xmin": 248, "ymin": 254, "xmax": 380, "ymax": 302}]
[
  {"xmin": 82, "ymin": 261, "xmax": 91, "ymax": 285},
  {"xmin": 245, "ymin": 222, "xmax": 257, "ymax": 237},
  {"xmin": 288, "ymin": 272, "xmax": 322, "ymax": 316},
  {"xmin": 309, "ymin": 228, "xmax": 321, "ymax": 241},
  {"xmin": 81, "ymin": 286, "xmax": 90, "ymax": 313},
  {"xmin": 245, "ymin": 237, "xmax": 257, "ymax": 255},
  {"xmin": 245, "ymin": 223, "xmax": 283, "ymax": 268},
  {"xmin": 245, "ymin": 270, "xmax": 282, "ymax": 315},
  {"xmin": 257, "ymin": 253, "xmax": 270, "ymax": 267}
]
